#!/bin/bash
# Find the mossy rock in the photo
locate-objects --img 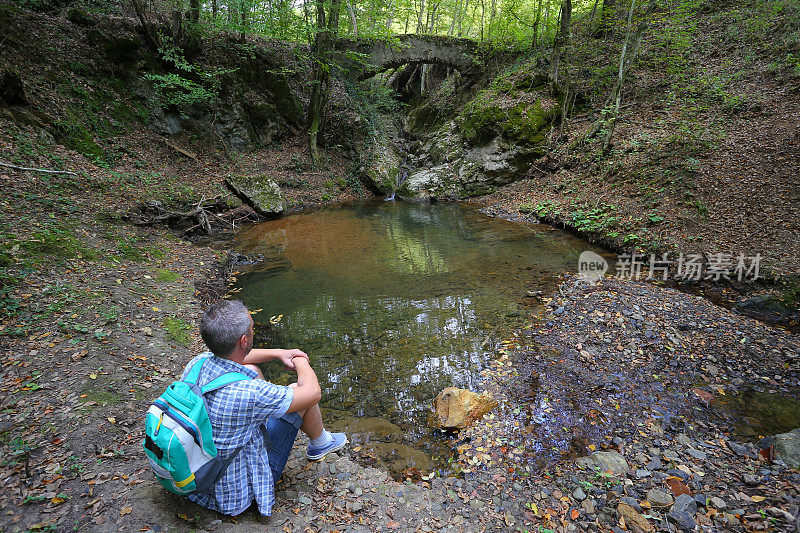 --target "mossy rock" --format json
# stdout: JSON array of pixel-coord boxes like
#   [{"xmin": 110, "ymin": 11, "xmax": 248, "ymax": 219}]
[
  {"xmin": 225, "ymin": 174, "xmax": 285, "ymax": 217},
  {"xmin": 458, "ymin": 92, "xmax": 560, "ymax": 146}
]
